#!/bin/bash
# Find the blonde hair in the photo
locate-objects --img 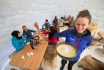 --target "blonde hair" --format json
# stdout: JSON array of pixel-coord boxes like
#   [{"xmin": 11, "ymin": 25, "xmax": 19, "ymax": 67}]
[
  {"xmin": 34, "ymin": 22, "xmax": 39, "ymax": 30},
  {"xmin": 34, "ymin": 22, "xmax": 38, "ymax": 26},
  {"xmin": 76, "ymin": 9, "xmax": 91, "ymax": 23},
  {"xmin": 43, "ymin": 45, "xmax": 57, "ymax": 69},
  {"xmin": 22, "ymin": 25, "xmax": 26, "ymax": 29}
]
